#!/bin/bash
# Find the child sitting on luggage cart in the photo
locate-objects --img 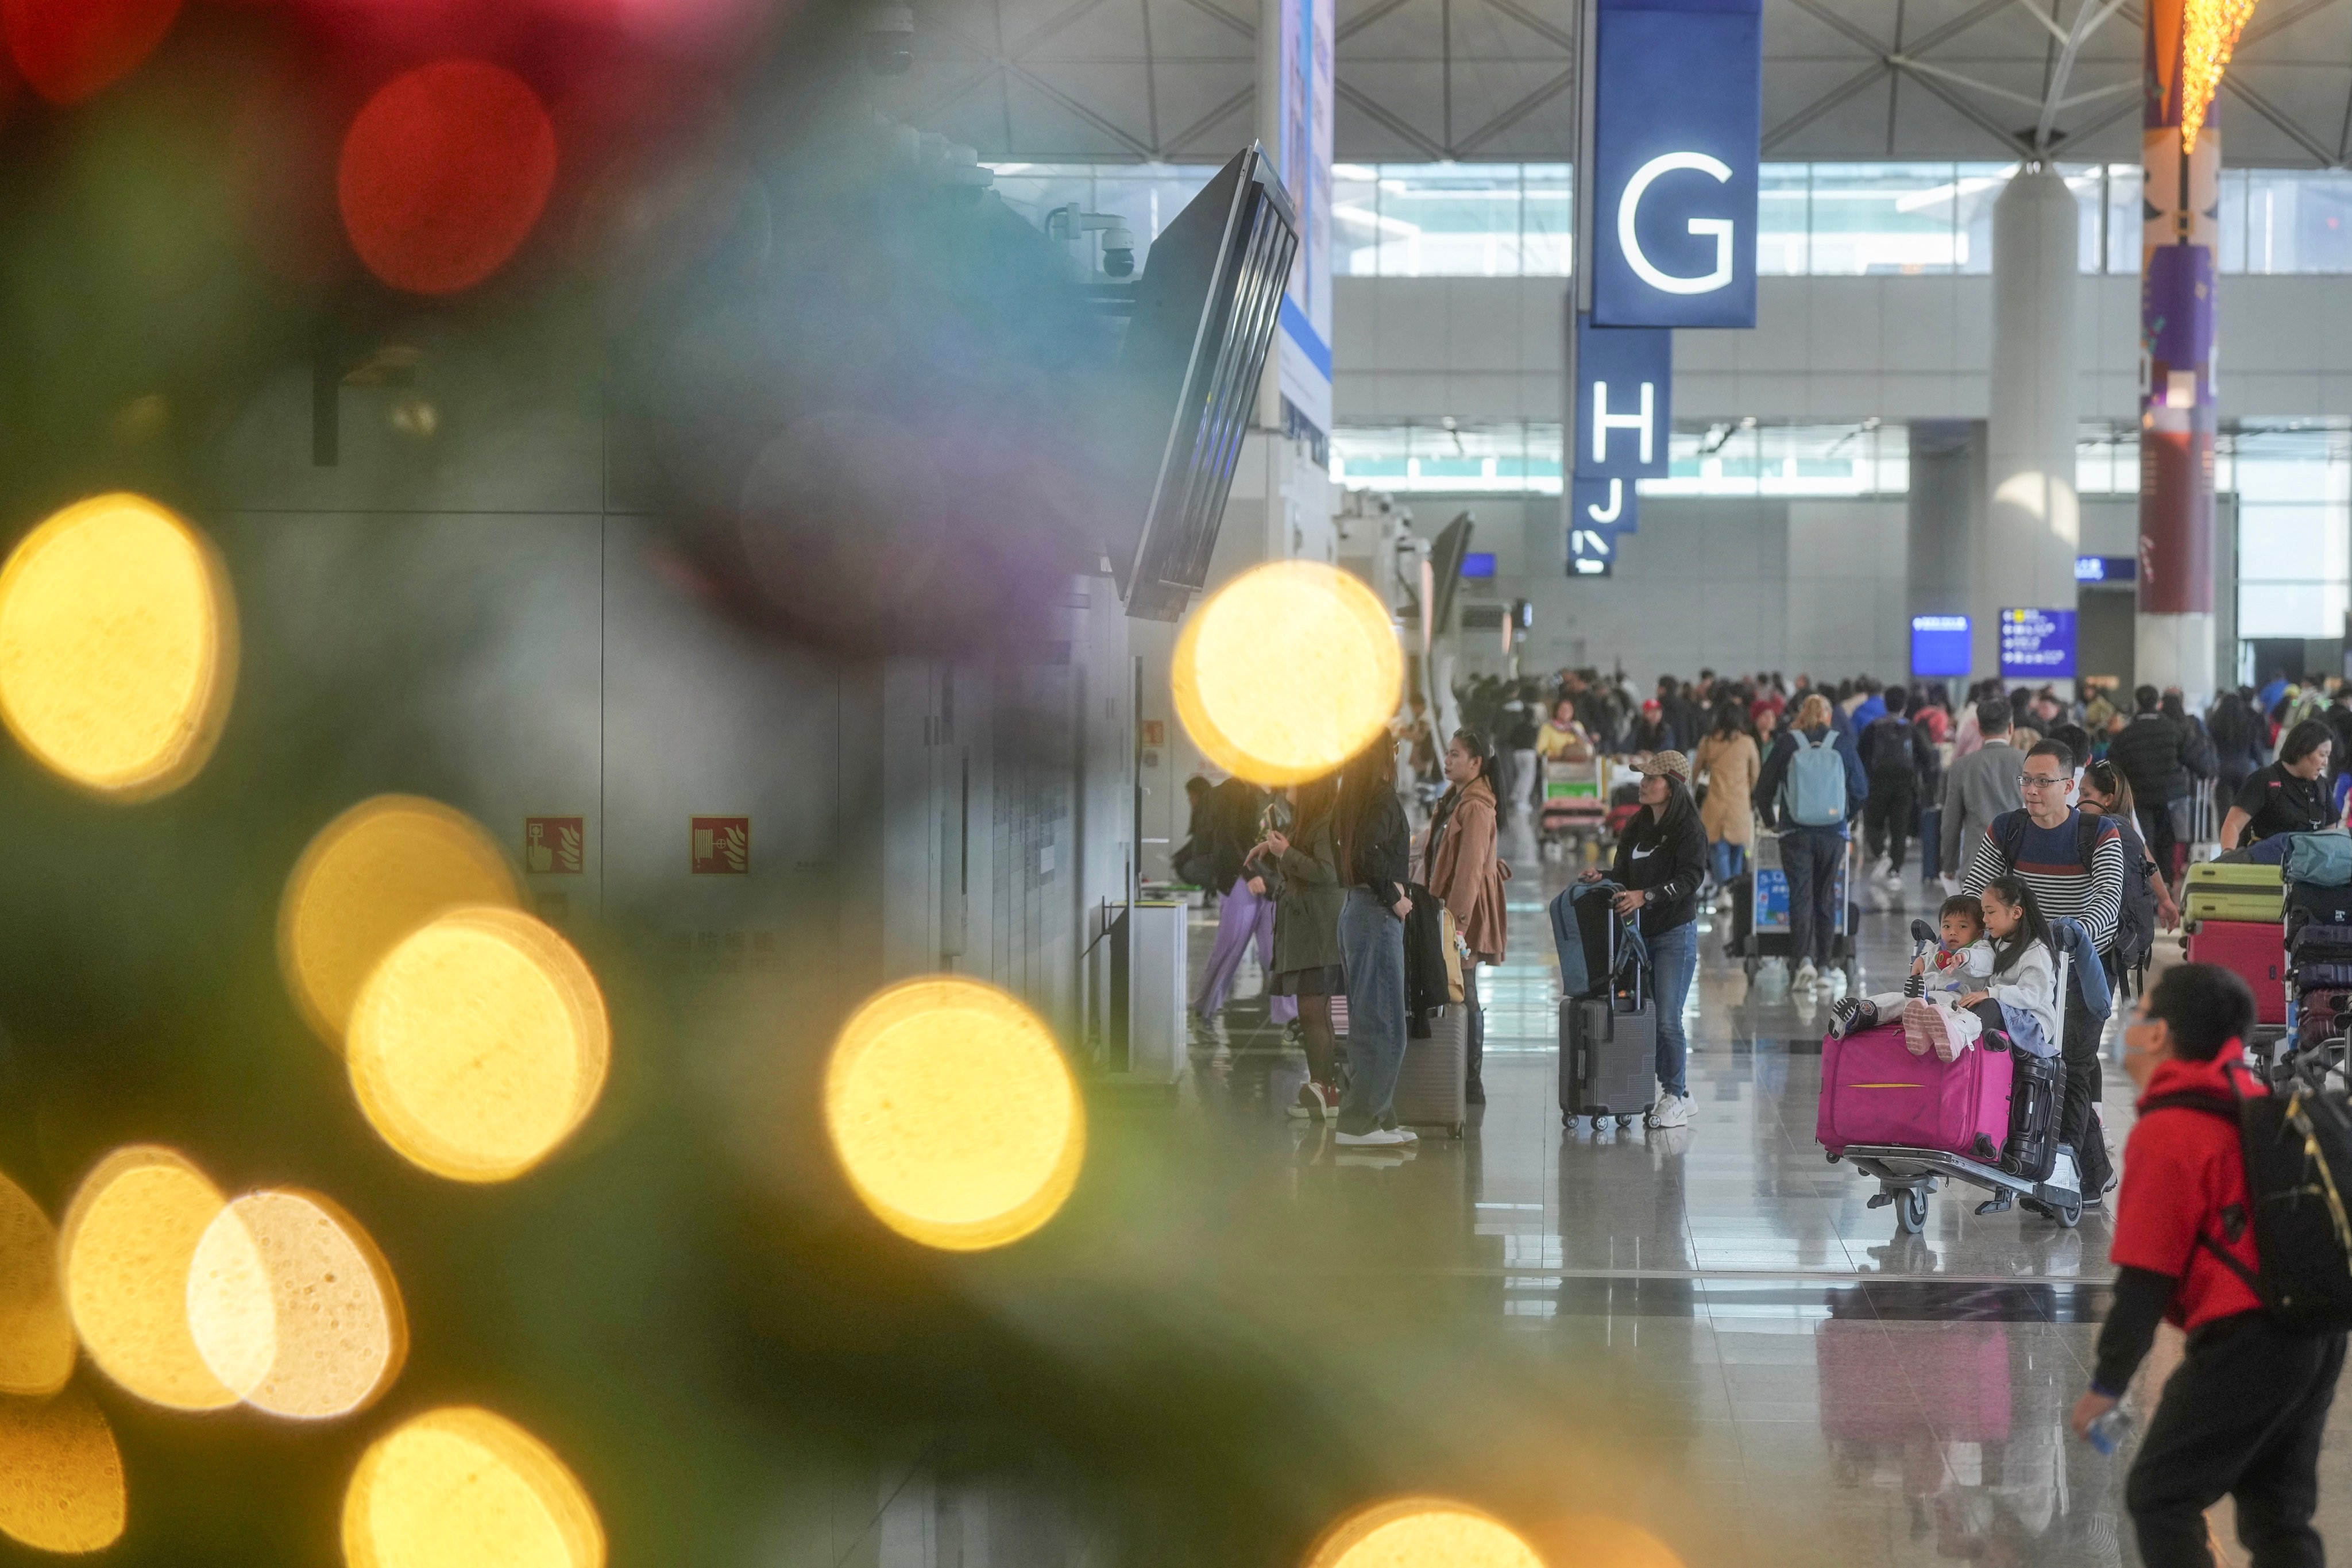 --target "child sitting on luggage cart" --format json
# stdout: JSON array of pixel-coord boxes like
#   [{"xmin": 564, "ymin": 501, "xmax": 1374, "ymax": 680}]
[
  {"xmin": 1829, "ymin": 879, "xmax": 2061, "ymax": 1062},
  {"xmin": 1827, "ymin": 894, "xmax": 1992, "ymax": 1036}
]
